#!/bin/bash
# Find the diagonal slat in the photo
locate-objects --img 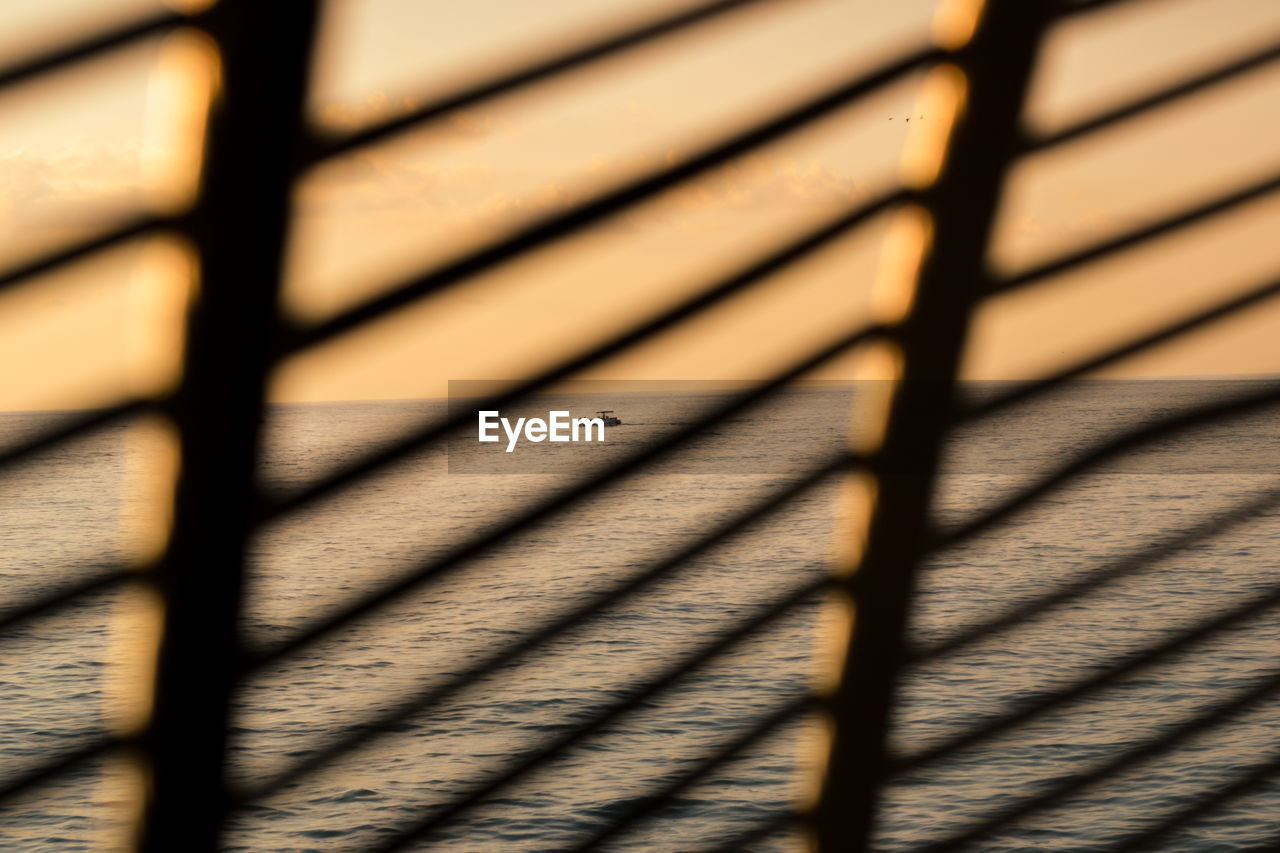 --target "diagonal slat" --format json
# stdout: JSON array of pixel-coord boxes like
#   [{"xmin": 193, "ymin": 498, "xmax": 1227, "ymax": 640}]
[
  {"xmin": 992, "ymin": 173, "xmax": 1280, "ymax": 296},
  {"xmin": 914, "ymin": 669, "xmax": 1280, "ymax": 852},
  {"xmin": 1054, "ymin": 0, "xmax": 1148, "ymax": 16},
  {"xmin": 908, "ymin": 482, "xmax": 1280, "ymax": 664},
  {"xmin": 304, "ymin": 0, "xmax": 802, "ymax": 164},
  {"xmin": 0, "ymin": 737, "xmax": 118, "ymax": 806},
  {"xmin": 8, "ymin": 0, "xmax": 1278, "ymax": 847},
  {"xmin": 264, "ymin": 189, "xmax": 900, "ymax": 519},
  {"xmin": 893, "ymin": 584, "xmax": 1280, "ymax": 775},
  {"xmin": 0, "ymin": 569, "xmax": 134, "ymax": 636},
  {"xmin": 281, "ymin": 49, "xmax": 936, "ymax": 354},
  {"xmin": 1109, "ymin": 751, "xmax": 1280, "ymax": 852},
  {"xmin": 0, "ymin": 10, "xmax": 182, "ymax": 91},
  {"xmin": 935, "ymin": 381, "xmax": 1280, "ymax": 550},
  {"xmin": 691, "ymin": 810, "xmax": 799, "ymax": 853},
  {"xmin": 566, "ymin": 696, "xmax": 814, "ymax": 852},
  {"xmin": 962, "ymin": 271, "xmax": 1280, "ymax": 423},
  {"xmin": 1028, "ymin": 40, "xmax": 1280, "ymax": 154},
  {"xmin": 249, "ymin": 322, "xmax": 886, "ymax": 669},
  {"xmin": 0, "ymin": 216, "xmax": 163, "ymax": 296},
  {"xmin": 237, "ymin": 452, "xmax": 856, "ymax": 800},
  {"xmin": 369, "ymin": 577, "xmax": 830, "ymax": 852},
  {"xmin": 0, "ymin": 400, "xmax": 147, "ymax": 476}
]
